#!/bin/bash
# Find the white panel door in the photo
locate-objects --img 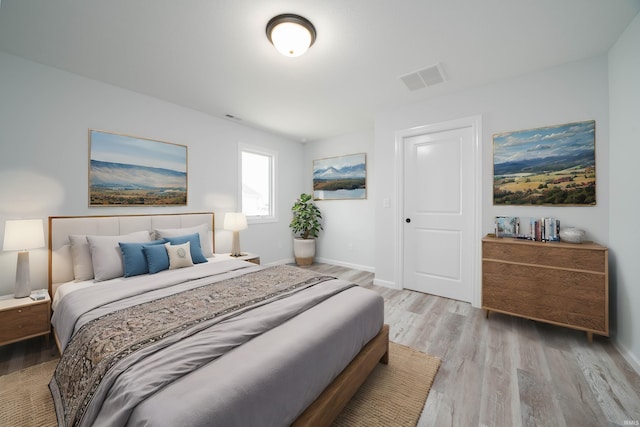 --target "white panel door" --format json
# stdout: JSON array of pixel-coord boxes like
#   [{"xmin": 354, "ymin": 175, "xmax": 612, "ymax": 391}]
[{"xmin": 403, "ymin": 125, "xmax": 475, "ymax": 302}]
